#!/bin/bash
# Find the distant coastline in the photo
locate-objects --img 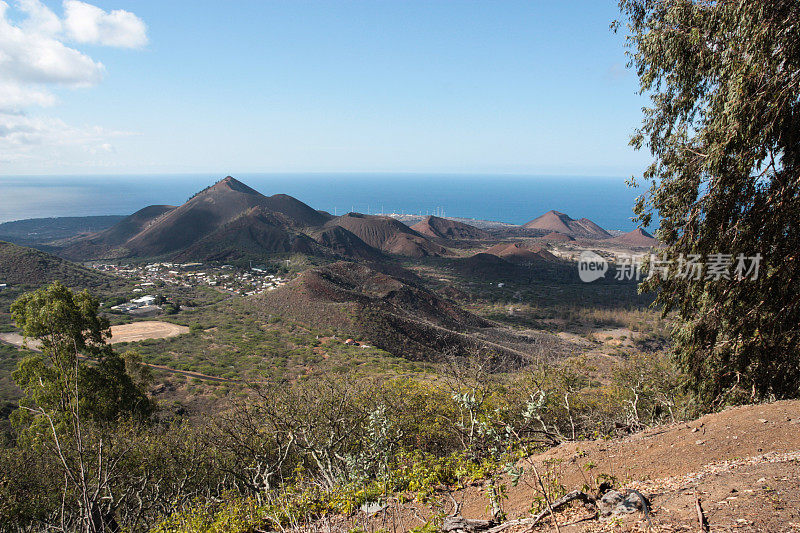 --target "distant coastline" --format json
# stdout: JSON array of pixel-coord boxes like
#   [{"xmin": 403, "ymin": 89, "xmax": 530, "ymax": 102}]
[{"xmin": 0, "ymin": 174, "xmax": 644, "ymax": 231}]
